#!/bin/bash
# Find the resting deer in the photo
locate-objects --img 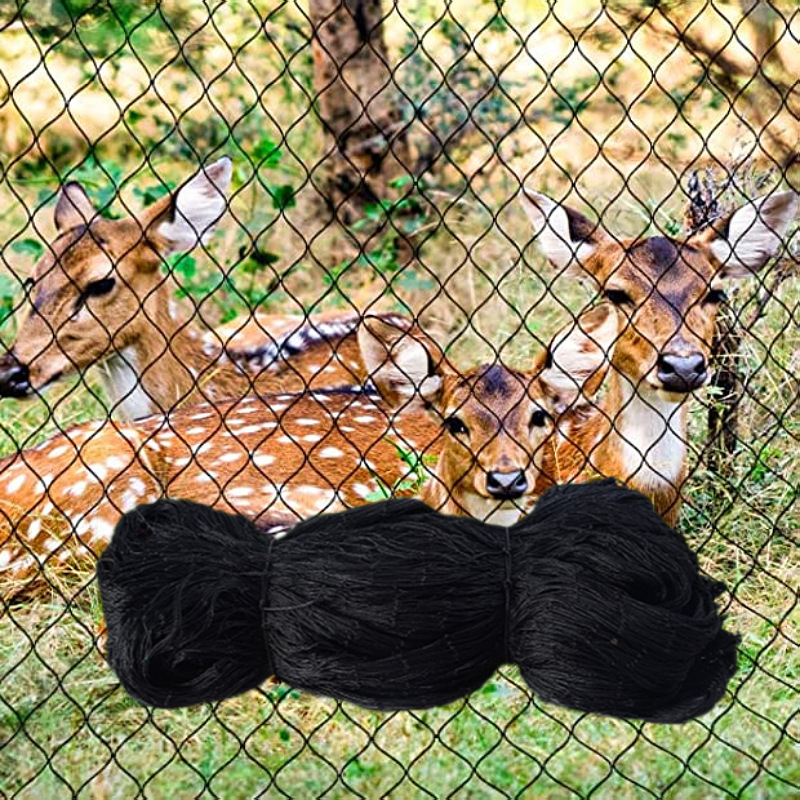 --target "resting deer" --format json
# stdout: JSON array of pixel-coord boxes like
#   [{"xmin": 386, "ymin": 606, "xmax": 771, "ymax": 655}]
[
  {"xmin": 0, "ymin": 305, "xmax": 618, "ymax": 598},
  {"xmin": 521, "ymin": 186, "xmax": 799, "ymax": 525},
  {"xmin": 0, "ymin": 158, "xmax": 390, "ymax": 418},
  {"xmin": 358, "ymin": 304, "xmax": 618, "ymax": 524}
]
